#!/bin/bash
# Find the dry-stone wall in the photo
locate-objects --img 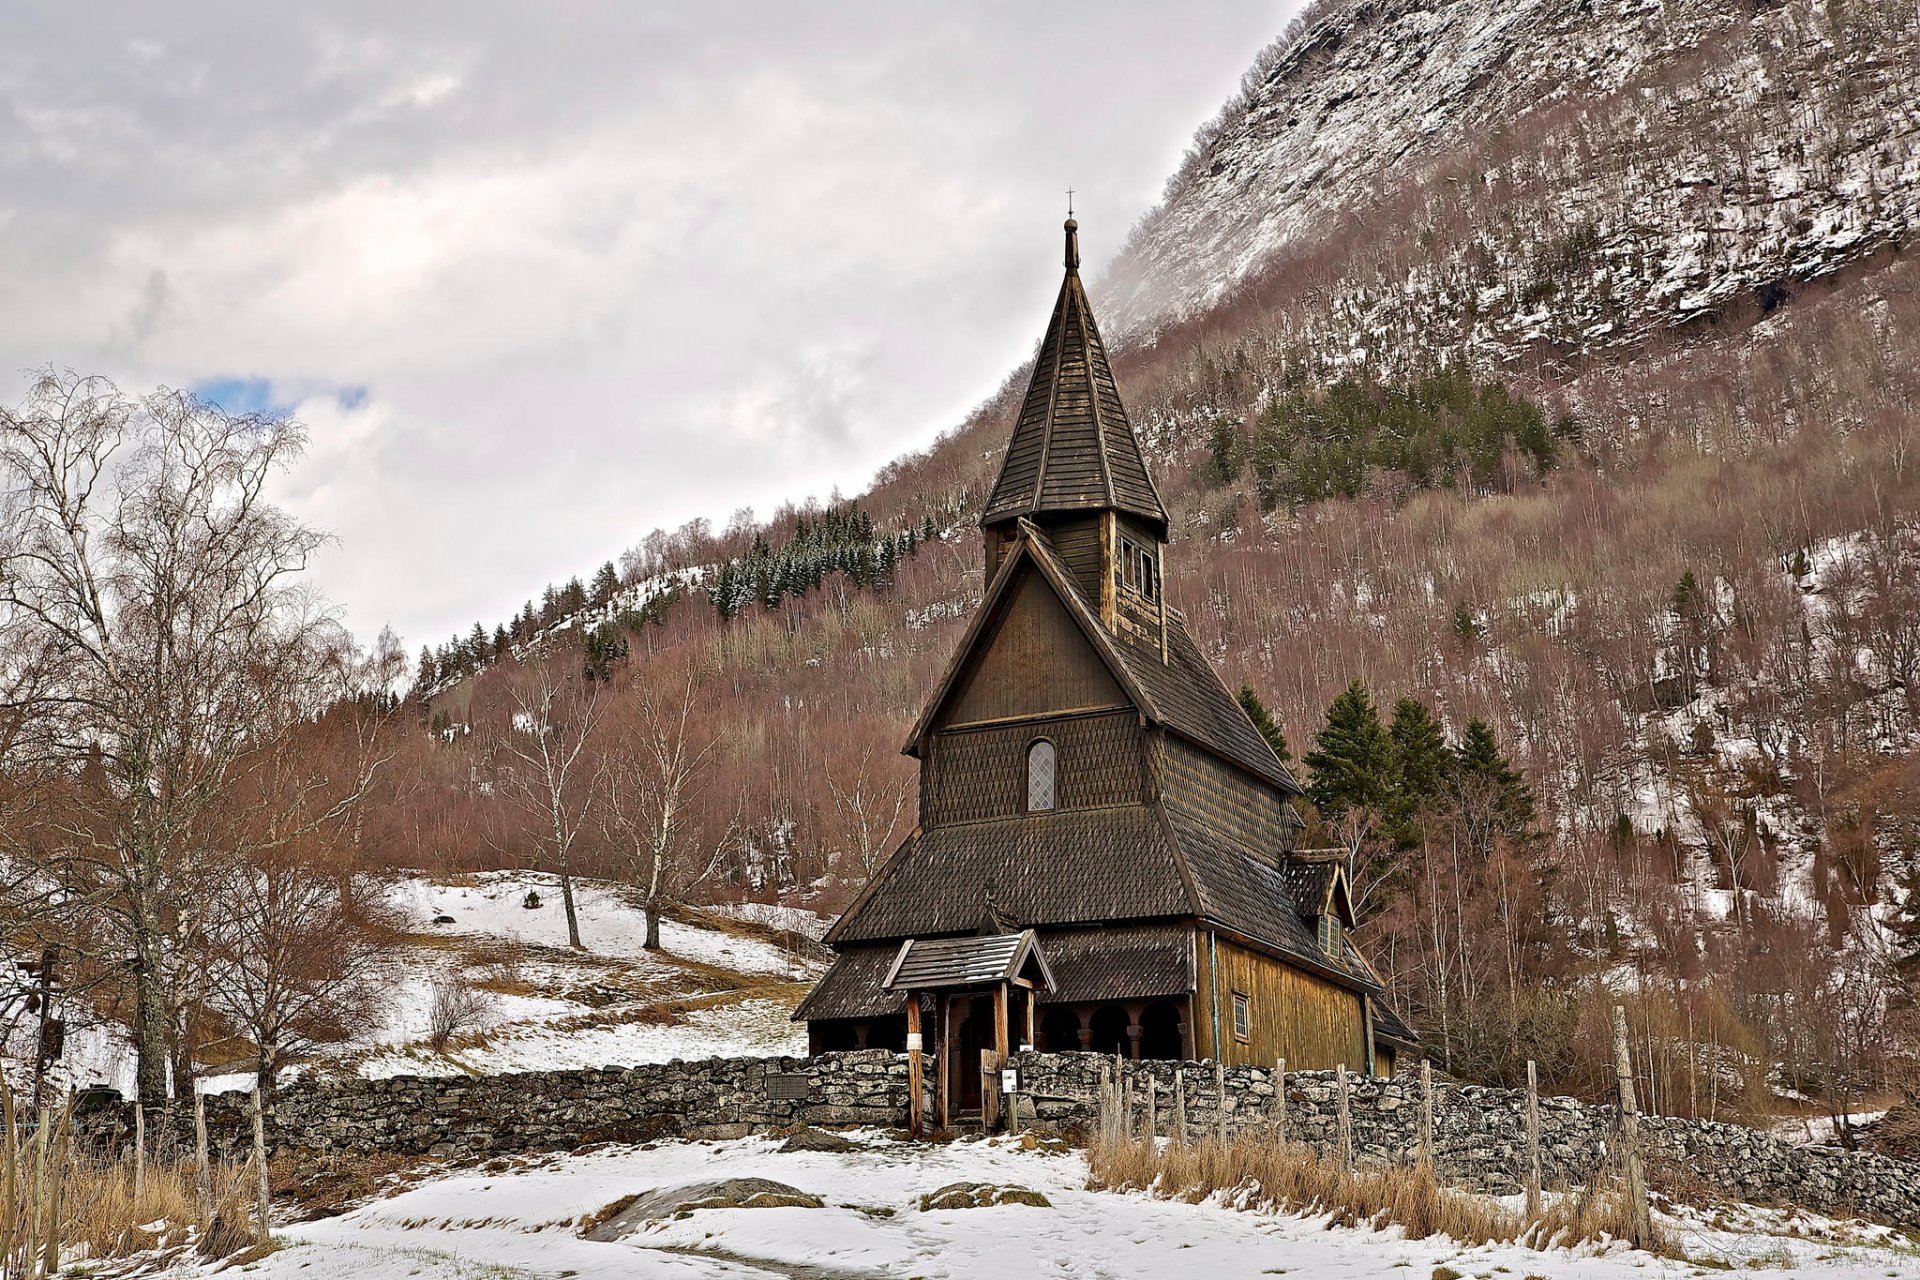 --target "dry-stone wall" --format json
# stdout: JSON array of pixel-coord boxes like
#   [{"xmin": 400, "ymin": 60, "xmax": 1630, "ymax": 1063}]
[
  {"xmin": 1013, "ymin": 1053, "xmax": 1920, "ymax": 1228},
  {"xmin": 78, "ymin": 1050, "xmax": 1917, "ymax": 1227}
]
